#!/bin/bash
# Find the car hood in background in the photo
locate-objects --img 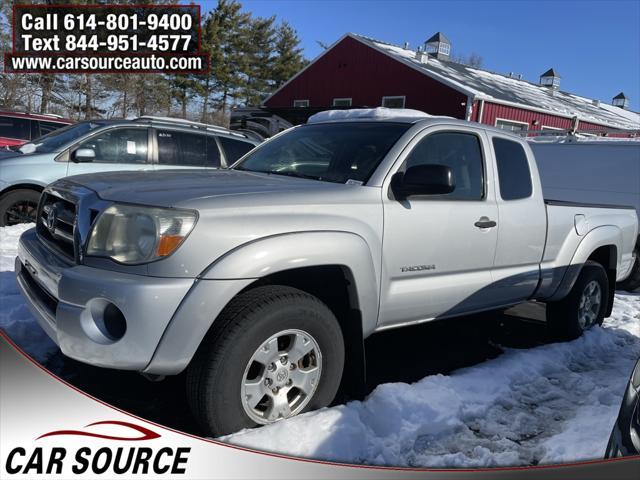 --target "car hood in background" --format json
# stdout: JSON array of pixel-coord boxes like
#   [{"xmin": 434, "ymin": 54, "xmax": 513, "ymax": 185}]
[
  {"xmin": 65, "ymin": 169, "xmax": 352, "ymax": 207},
  {"xmin": 0, "ymin": 149, "xmax": 24, "ymax": 160}
]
